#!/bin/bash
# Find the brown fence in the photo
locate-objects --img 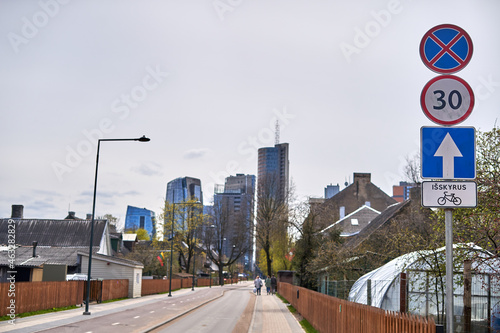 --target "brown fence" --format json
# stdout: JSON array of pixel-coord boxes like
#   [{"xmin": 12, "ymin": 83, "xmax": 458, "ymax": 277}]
[
  {"xmin": 141, "ymin": 277, "xmax": 240, "ymax": 296},
  {"xmin": 142, "ymin": 279, "xmax": 181, "ymax": 296},
  {"xmin": 278, "ymin": 282, "xmax": 435, "ymax": 333},
  {"xmin": 82, "ymin": 279, "xmax": 129, "ymax": 303},
  {"xmin": 0, "ymin": 281, "xmax": 84, "ymax": 316},
  {"xmin": 102, "ymin": 279, "xmax": 128, "ymax": 301}
]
